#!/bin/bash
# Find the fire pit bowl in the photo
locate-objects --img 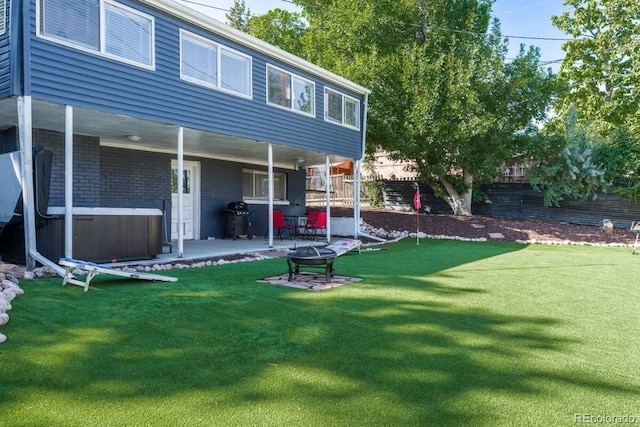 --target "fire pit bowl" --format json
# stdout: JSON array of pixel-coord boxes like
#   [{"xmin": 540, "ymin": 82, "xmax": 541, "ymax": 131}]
[{"xmin": 287, "ymin": 246, "xmax": 337, "ymax": 283}]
